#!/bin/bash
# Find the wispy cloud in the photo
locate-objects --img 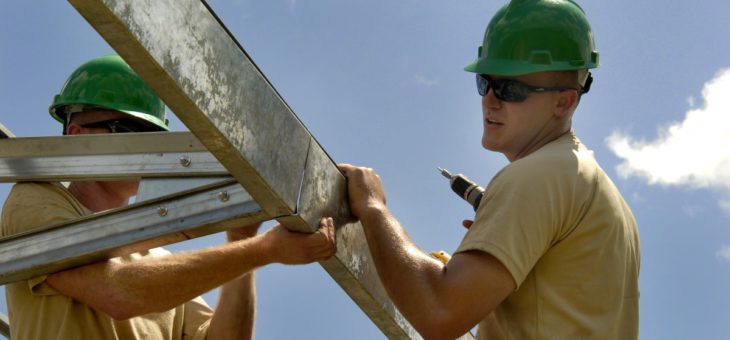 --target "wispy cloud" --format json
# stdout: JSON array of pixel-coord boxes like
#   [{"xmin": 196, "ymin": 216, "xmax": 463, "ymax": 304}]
[
  {"xmin": 606, "ymin": 69, "xmax": 730, "ymax": 190},
  {"xmin": 719, "ymin": 199, "xmax": 730, "ymax": 214},
  {"xmin": 414, "ymin": 74, "xmax": 439, "ymax": 87},
  {"xmin": 288, "ymin": 0, "xmax": 297, "ymax": 11},
  {"xmin": 716, "ymin": 244, "xmax": 730, "ymax": 263}
]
